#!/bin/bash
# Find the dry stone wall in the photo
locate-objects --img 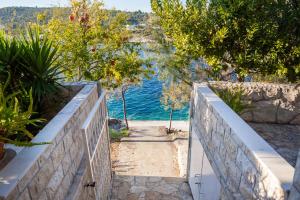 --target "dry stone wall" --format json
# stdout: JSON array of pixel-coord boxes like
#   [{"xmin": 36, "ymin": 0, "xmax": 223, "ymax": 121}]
[
  {"xmin": 210, "ymin": 81, "xmax": 300, "ymax": 125},
  {"xmin": 190, "ymin": 83, "xmax": 295, "ymax": 199},
  {"xmin": 0, "ymin": 82, "xmax": 112, "ymax": 200}
]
